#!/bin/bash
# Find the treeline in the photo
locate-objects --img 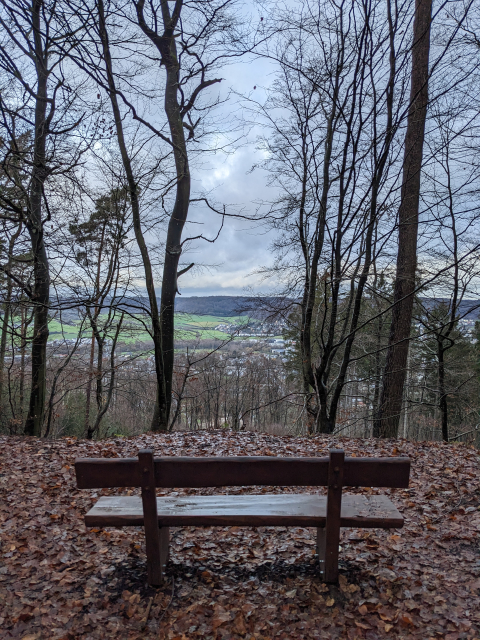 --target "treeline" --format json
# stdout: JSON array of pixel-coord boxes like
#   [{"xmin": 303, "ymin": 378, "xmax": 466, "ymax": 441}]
[
  {"xmin": 1, "ymin": 300, "xmax": 478, "ymax": 443},
  {"xmin": 1, "ymin": 0, "xmax": 480, "ymax": 444}
]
